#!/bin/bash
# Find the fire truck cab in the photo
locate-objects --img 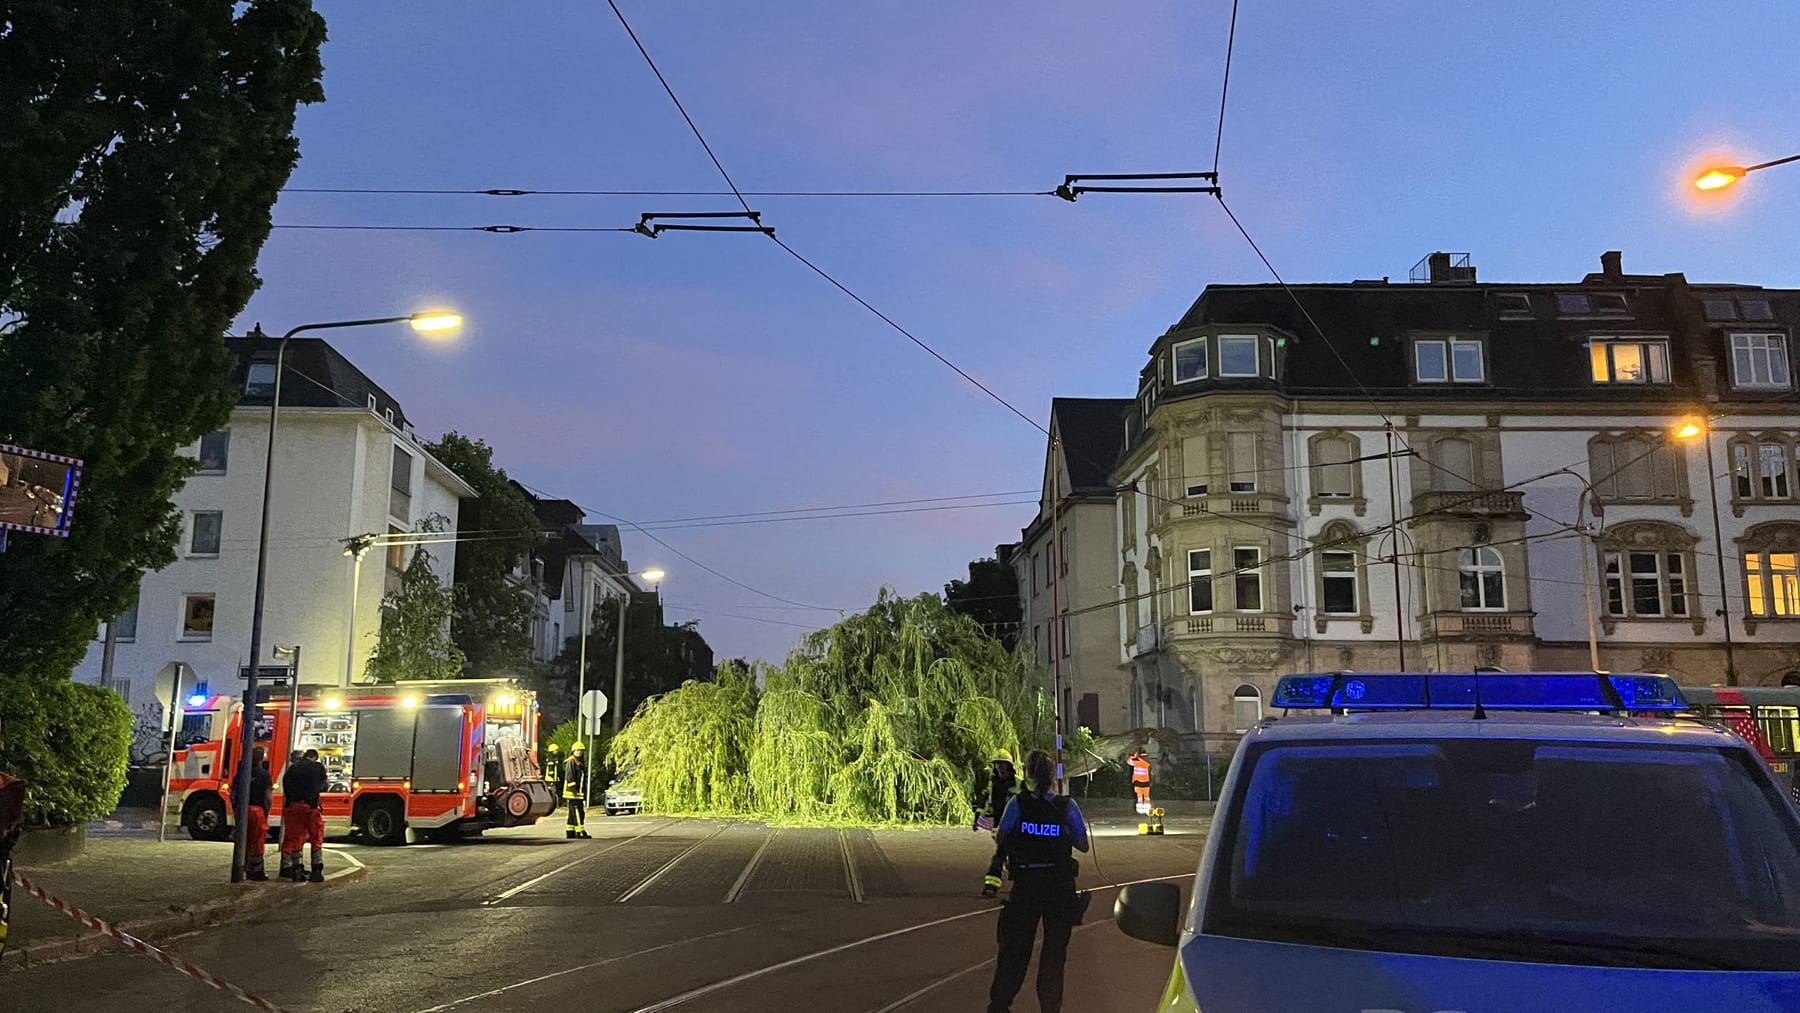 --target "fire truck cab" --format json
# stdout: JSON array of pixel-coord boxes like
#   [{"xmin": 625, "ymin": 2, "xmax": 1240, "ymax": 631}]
[{"xmin": 167, "ymin": 679, "xmax": 555, "ymax": 845}]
